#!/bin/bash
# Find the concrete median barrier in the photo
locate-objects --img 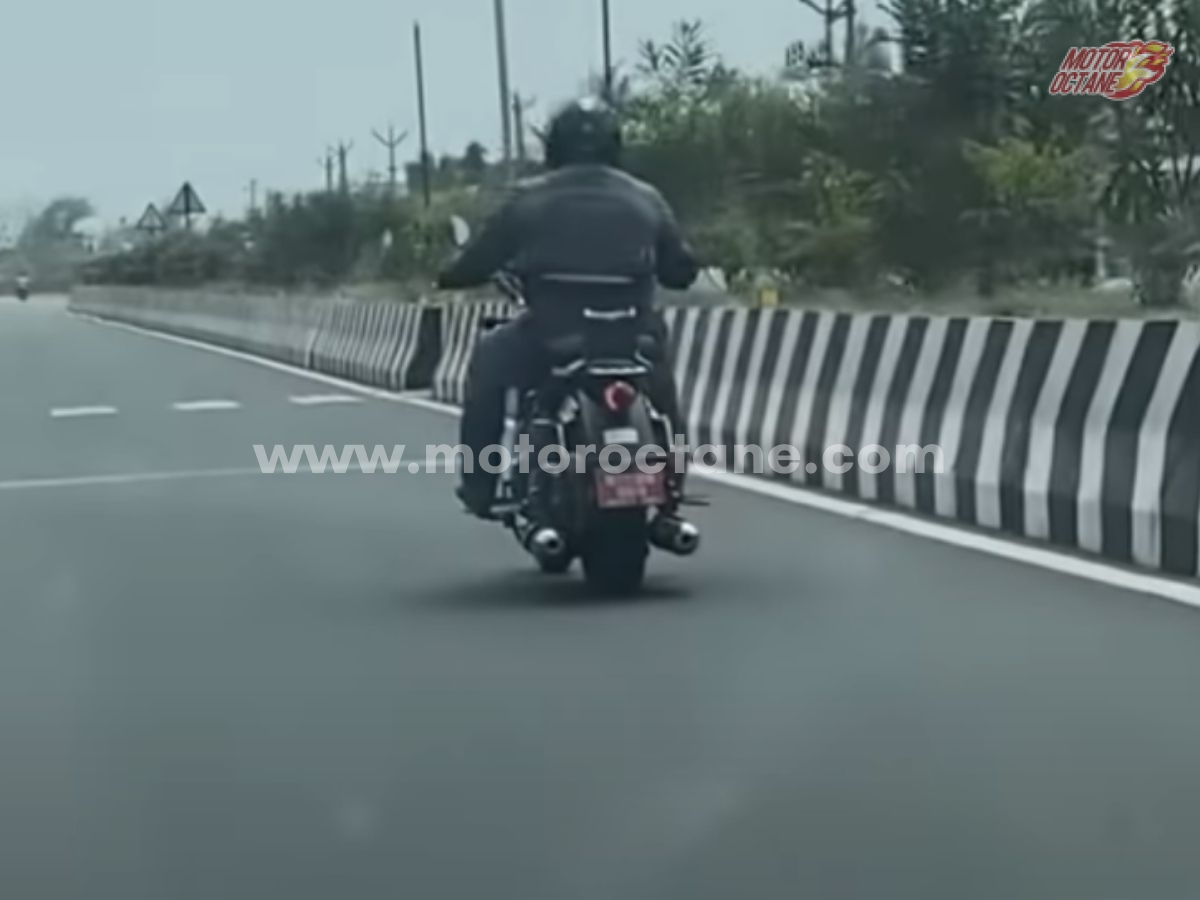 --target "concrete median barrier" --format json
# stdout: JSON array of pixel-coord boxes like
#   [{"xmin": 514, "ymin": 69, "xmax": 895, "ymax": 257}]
[
  {"xmin": 69, "ymin": 286, "xmax": 441, "ymax": 390},
  {"xmin": 664, "ymin": 307, "xmax": 1200, "ymax": 579},
  {"xmin": 430, "ymin": 300, "xmax": 518, "ymax": 405}
]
